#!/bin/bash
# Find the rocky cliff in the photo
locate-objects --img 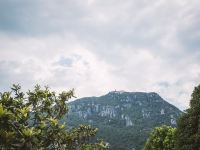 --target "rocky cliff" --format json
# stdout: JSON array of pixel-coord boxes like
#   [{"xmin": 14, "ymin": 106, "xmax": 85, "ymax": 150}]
[{"xmin": 65, "ymin": 91, "xmax": 182, "ymax": 150}]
